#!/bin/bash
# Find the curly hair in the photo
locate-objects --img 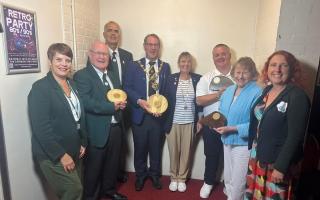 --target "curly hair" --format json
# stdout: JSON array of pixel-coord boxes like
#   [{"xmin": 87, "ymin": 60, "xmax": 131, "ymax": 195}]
[{"xmin": 259, "ymin": 50, "xmax": 302, "ymax": 86}]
